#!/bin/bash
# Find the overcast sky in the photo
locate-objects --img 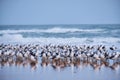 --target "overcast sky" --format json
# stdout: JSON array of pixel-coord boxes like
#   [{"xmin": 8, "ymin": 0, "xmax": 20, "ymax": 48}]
[{"xmin": 0, "ymin": 0, "xmax": 120, "ymax": 25}]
